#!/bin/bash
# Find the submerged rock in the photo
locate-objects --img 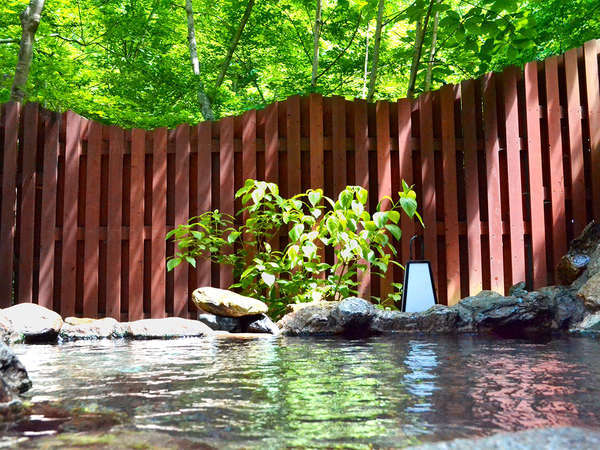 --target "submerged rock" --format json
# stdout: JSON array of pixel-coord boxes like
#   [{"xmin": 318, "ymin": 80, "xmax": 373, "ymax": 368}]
[
  {"xmin": 1, "ymin": 304, "xmax": 62, "ymax": 343},
  {"xmin": 241, "ymin": 314, "xmax": 280, "ymax": 335},
  {"xmin": 59, "ymin": 318, "xmax": 123, "ymax": 341},
  {"xmin": 192, "ymin": 287, "xmax": 268, "ymax": 317},
  {"xmin": 125, "ymin": 317, "xmax": 214, "ymax": 339},
  {"xmin": 0, "ymin": 344, "xmax": 31, "ymax": 394},
  {"xmin": 411, "ymin": 426, "xmax": 600, "ymax": 450}
]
